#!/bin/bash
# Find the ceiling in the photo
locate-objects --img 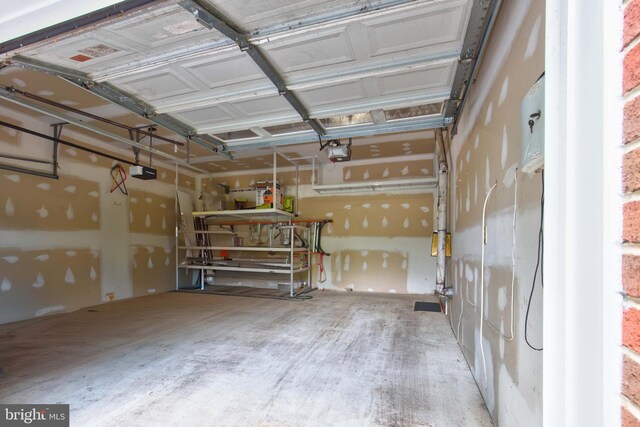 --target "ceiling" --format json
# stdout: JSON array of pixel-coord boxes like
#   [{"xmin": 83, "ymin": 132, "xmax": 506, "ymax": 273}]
[{"xmin": 0, "ymin": 0, "xmax": 495, "ymax": 174}]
